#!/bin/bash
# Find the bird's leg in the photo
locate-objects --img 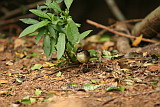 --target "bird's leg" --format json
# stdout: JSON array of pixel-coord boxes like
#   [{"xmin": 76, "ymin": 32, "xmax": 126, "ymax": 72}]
[
  {"xmin": 86, "ymin": 63, "xmax": 89, "ymax": 69},
  {"xmin": 80, "ymin": 63, "xmax": 84, "ymax": 71},
  {"xmin": 80, "ymin": 63, "xmax": 90, "ymax": 73}
]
